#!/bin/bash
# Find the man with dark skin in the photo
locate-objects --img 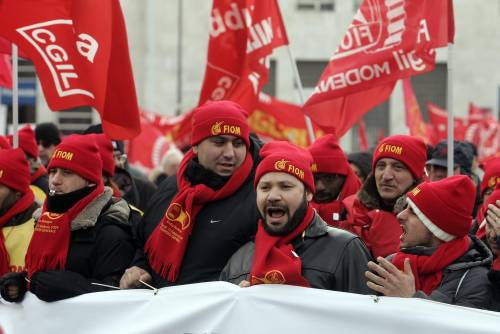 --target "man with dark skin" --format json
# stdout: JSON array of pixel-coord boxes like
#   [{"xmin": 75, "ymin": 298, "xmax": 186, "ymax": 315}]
[{"xmin": 308, "ymin": 135, "xmax": 360, "ymax": 227}]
